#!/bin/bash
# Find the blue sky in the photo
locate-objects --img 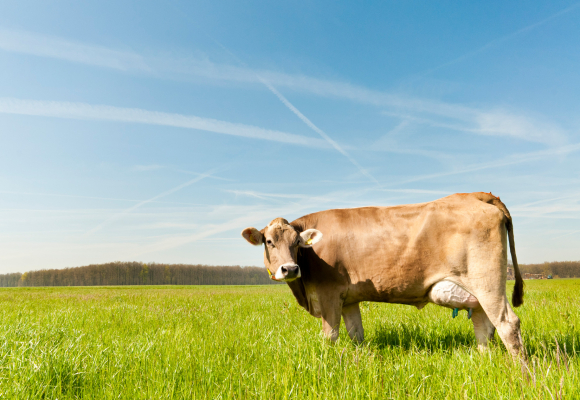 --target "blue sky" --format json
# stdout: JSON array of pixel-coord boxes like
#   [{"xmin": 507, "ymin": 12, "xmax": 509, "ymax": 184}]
[{"xmin": 1, "ymin": 1, "xmax": 579, "ymax": 272}]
